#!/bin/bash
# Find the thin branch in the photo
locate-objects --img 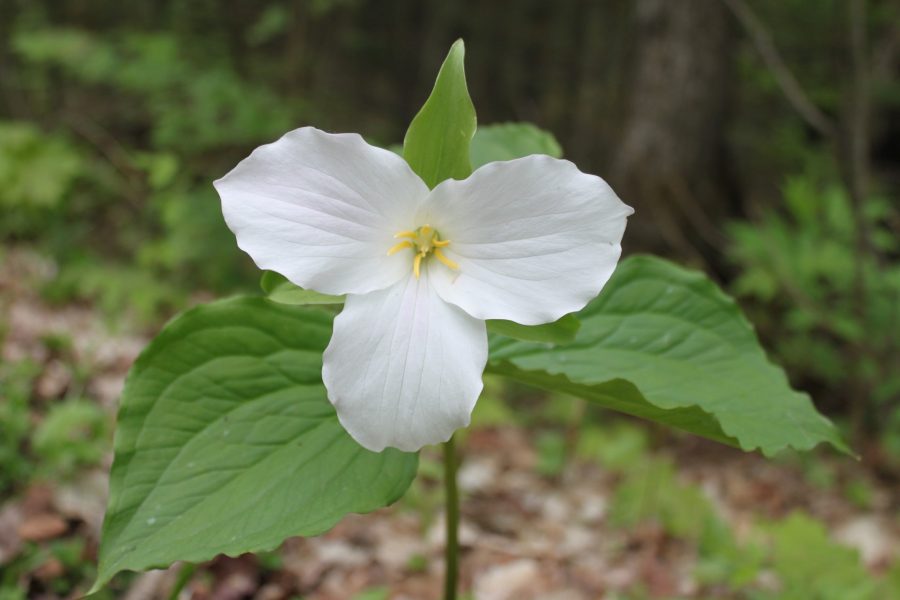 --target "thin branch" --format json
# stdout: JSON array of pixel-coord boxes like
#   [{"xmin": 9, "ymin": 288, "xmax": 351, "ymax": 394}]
[
  {"xmin": 846, "ymin": 0, "xmax": 873, "ymax": 436},
  {"xmin": 721, "ymin": 0, "xmax": 837, "ymax": 138},
  {"xmin": 60, "ymin": 111, "xmax": 145, "ymax": 210},
  {"xmin": 847, "ymin": 0, "xmax": 871, "ymax": 205}
]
